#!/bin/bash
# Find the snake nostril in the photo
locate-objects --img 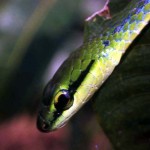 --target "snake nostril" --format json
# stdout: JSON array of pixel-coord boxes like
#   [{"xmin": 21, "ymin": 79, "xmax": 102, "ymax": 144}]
[
  {"xmin": 41, "ymin": 122, "xmax": 50, "ymax": 131},
  {"xmin": 37, "ymin": 112, "xmax": 50, "ymax": 132}
]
